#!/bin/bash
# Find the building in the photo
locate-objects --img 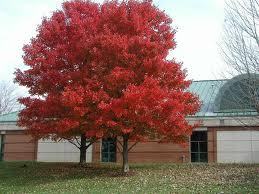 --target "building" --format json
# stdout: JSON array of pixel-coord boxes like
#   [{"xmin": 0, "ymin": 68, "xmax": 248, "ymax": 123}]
[
  {"xmin": 0, "ymin": 75, "xmax": 259, "ymax": 163},
  {"xmin": 0, "ymin": 112, "xmax": 92, "ymax": 162}
]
